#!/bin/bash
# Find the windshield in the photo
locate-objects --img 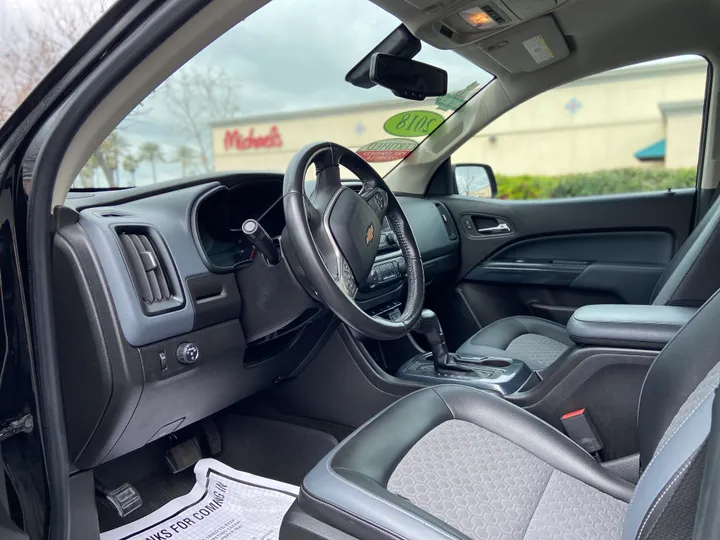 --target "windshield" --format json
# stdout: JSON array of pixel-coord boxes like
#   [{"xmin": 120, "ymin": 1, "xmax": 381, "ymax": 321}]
[{"xmin": 73, "ymin": 0, "xmax": 493, "ymax": 189}]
